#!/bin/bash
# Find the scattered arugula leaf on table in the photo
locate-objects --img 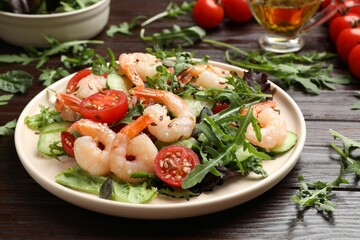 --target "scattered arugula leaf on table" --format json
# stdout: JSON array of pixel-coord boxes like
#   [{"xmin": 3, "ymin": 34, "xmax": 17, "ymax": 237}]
[
  {"xmin": 39, "ymin": 67, "xmax": 69, "ymax": 87},
  {"xmin": 140, "ymin": 25, "xmax": 206, "ymax": 47},
  {"xmin": 106, "ymin": 16, "xmax": 147, "ymax": 37},
  {"xmin": 0, "ymin": 70, "xmax": 33, "ymax": 94},
  {"xmin": 0, "ymin": 94, "xmax": 13, "ymax": 106},
  {"xmin": 351, "ymin": 91, "xmax": 360, "ymax": 110},
  {"xmin": 292, "ymin": 129, "xmax": 360, "ymax": 212},
  {"xmin": 0, "ymin": 119, "xmax": 17, "ymax": 136},
  {"xmin": 140, "ymin": 1, "xmax": 195, "ymax": 27},
  {"xmin": 0, "ymin": 36, "xmax": 103, "ymax": 68}
]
